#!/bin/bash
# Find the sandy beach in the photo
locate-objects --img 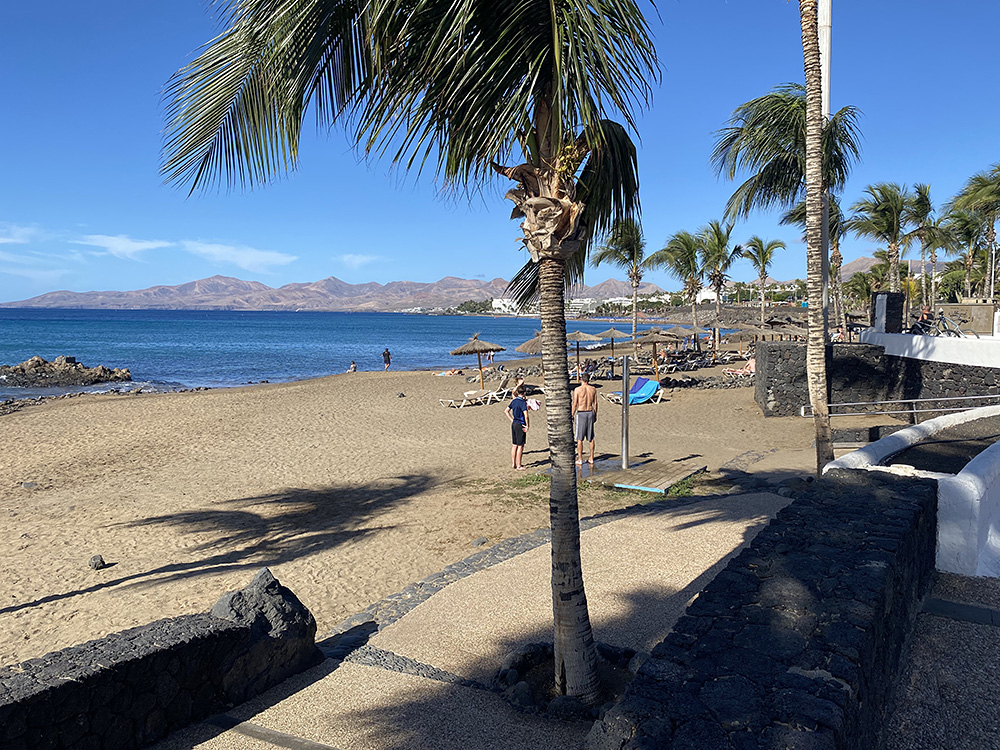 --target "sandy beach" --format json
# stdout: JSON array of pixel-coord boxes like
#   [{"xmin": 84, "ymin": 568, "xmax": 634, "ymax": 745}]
[{"xmin": 2, "ymin": 365, "xmax": 836, "ymax": 668}]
